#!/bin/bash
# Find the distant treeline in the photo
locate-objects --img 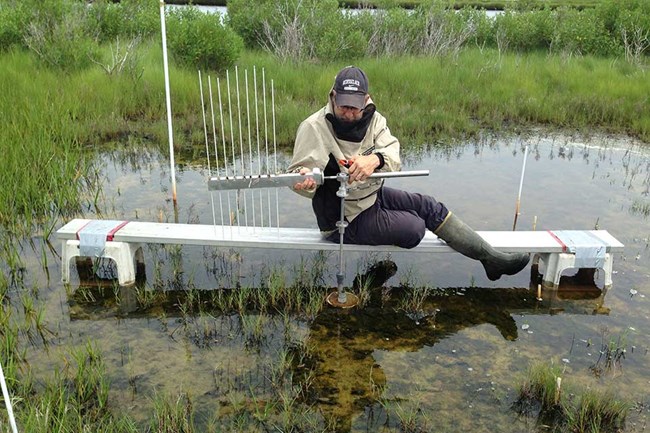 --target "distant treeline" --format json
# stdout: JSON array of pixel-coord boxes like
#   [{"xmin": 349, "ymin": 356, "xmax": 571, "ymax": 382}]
[
  {"xmin": 227, "ymin": 0, "xmax": 649, "ymax": 64},
  {"xmin": 167, "ymin": 0, "xmax": 603, "ymax": 9},
  {"xmin": 1, "ymin": 0, "xmax": 648, "ymax": 71}
]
